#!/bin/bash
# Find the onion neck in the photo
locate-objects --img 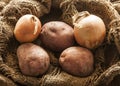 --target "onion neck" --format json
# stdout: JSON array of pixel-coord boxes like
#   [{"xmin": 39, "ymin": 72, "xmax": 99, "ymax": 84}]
[{"xmin": 73, "ymin": 11, "xmax": 90, "ymax": 27}]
